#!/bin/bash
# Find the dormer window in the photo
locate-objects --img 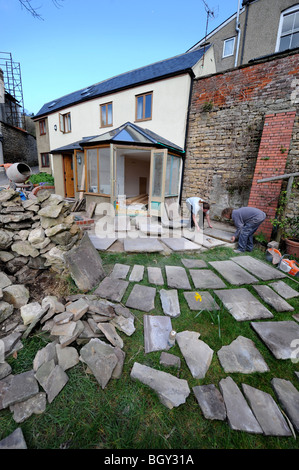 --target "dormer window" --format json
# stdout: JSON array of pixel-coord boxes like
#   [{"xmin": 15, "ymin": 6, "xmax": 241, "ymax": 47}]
[{"xmin": 277, "ymin": 5, "xmax": 299, "ymax": 52}]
